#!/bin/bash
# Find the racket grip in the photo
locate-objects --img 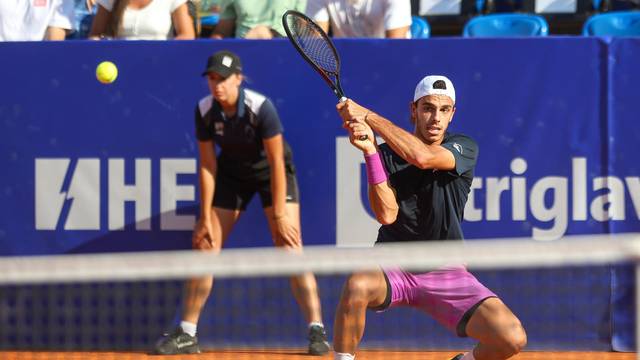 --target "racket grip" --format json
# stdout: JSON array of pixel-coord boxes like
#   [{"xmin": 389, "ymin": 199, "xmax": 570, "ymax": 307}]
[{"xmin": 338, "ymin": 97, "xmax": 366, "ymax": 140}]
